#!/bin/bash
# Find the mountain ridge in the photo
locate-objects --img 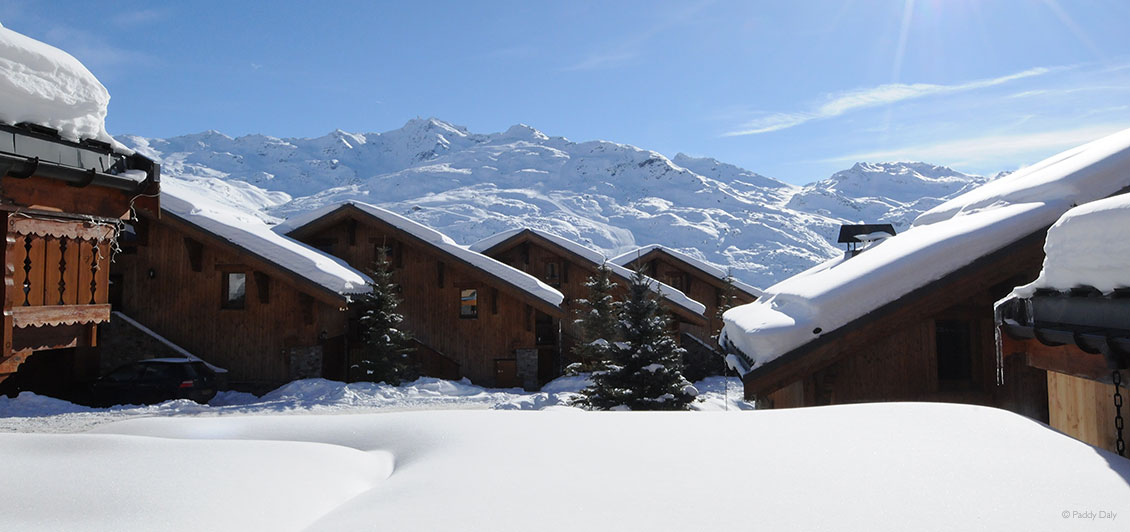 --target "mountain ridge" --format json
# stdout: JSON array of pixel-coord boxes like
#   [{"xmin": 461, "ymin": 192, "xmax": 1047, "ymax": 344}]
[{"xmin": 116, "ymin": 118, "xmax": 991, "ymax": 289}]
